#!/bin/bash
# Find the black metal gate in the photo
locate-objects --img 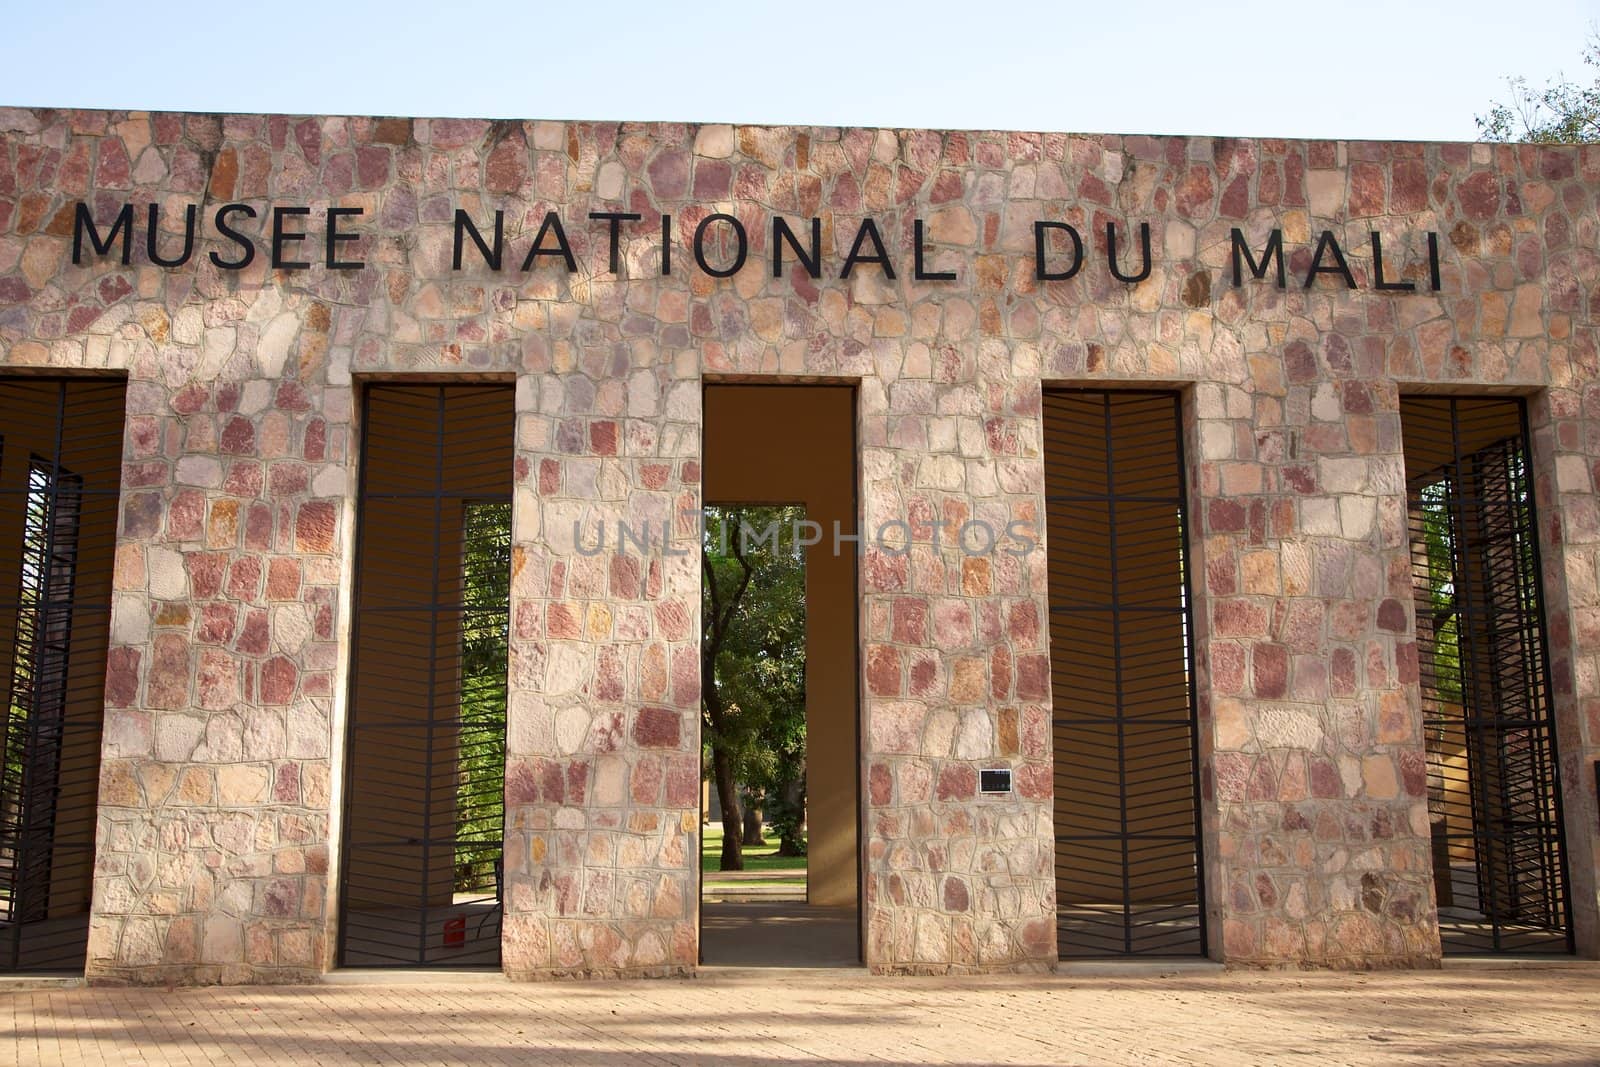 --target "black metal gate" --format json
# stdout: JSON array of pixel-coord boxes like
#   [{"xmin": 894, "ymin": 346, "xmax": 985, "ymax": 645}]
[
  {"xmin": 1402, "ymin": 396, "xmax": 1571, "ymax": 955},
  {"xmin": 339, "ymin": 384, "xmax": 513, "ymax": 967},
  {"xmin": 0, "ymin": 378, "xmax": 124, "ymax": 972},
  {"xmin": 1044, "ymin": 390, "xmax": 1204, "ymax": 957}
]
